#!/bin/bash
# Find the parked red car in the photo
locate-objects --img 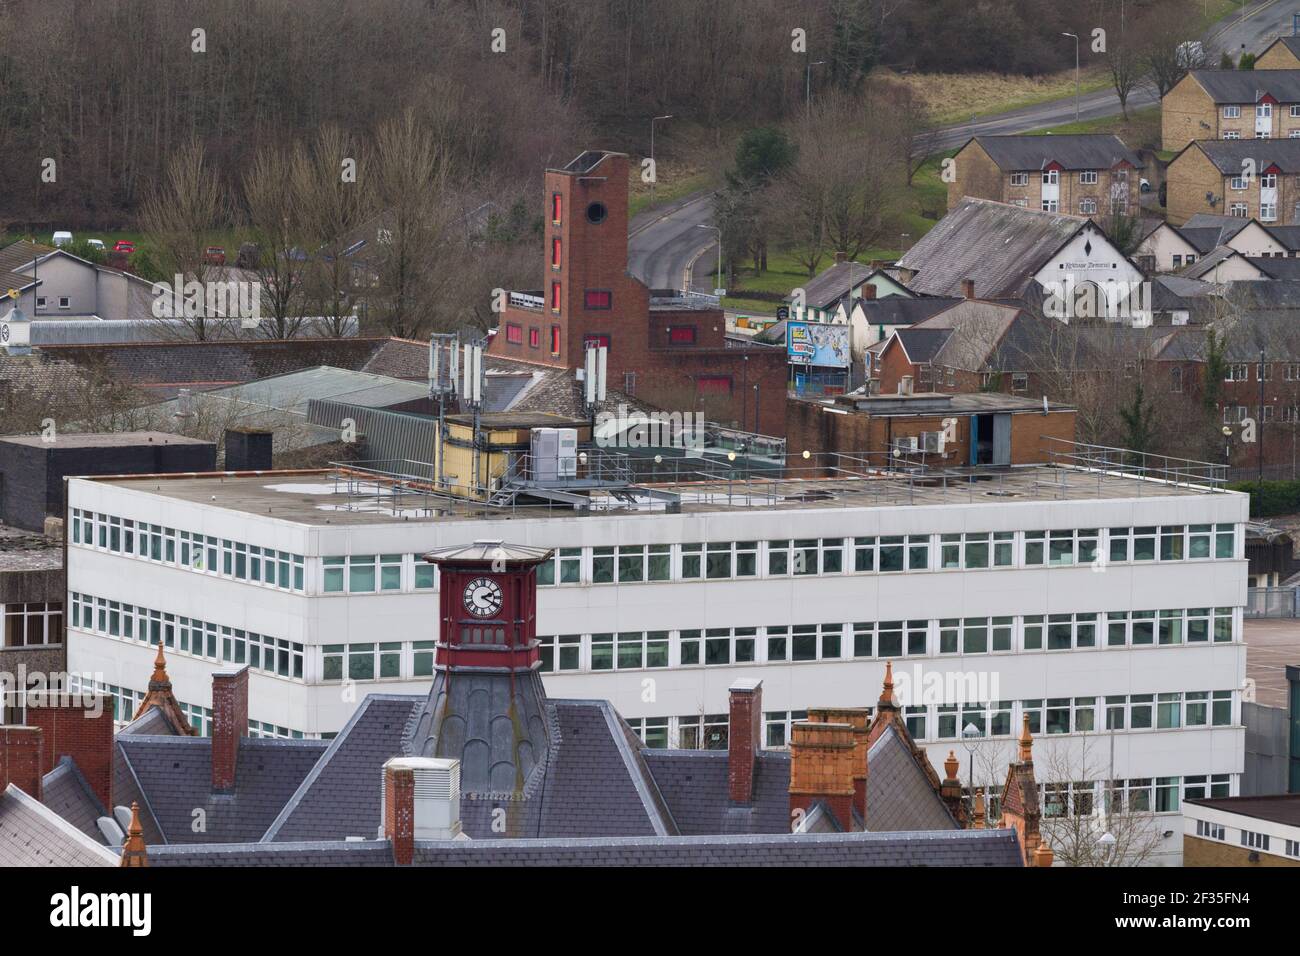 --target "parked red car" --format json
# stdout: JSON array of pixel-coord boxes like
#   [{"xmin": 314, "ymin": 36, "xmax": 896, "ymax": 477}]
[
  {"xmin": 204, "ymin": 246, "xmax": 226, "ymax": 266},
  {"xmin": 113, "ymin": 240, "xmax": 135, "ymax": 254}
]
